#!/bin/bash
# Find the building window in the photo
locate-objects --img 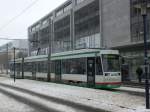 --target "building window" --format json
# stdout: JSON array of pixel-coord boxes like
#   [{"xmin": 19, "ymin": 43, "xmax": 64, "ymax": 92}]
[
  {"xmin": 50, "ymin": 16, "xmax": 53, "ymax": 20},
  {"xmin": 31, "ymin": 27, "xmax": 36, "ymax": 32},
  {"xmin": 64, "ymin": 4, "xmax": 72, "ymax": 12},
  {"xmin": 56, "ymin": 9, "xmax": 63, "ymax": 17},
  {"xmin": 56, "ymin": 3, "xmax": 72, "ymax": 17},
  {"xmin": 74, "ymin": 0, "xmax": 100, "ymax": 49},
  {"xmin": 76, "ymin": 0, "xmax": 85, "ymax": 5},
  {"xmin": 53, "ymin": 16, "xmax": 71, "ymax": 53},
  {"xmin": 131, "ymin": 22, "xmax": 144, "ymax": 42},
  {"xmin": 35, "ymin": 24, "xmax": 40, "ymax": 29},
  {"xmin": 42, "ymin": 19, "xmax": 49, "ymax": 26},
  {"xmin": 131, "ymin": 0, "xmax": 150, "ymax": 42}
]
